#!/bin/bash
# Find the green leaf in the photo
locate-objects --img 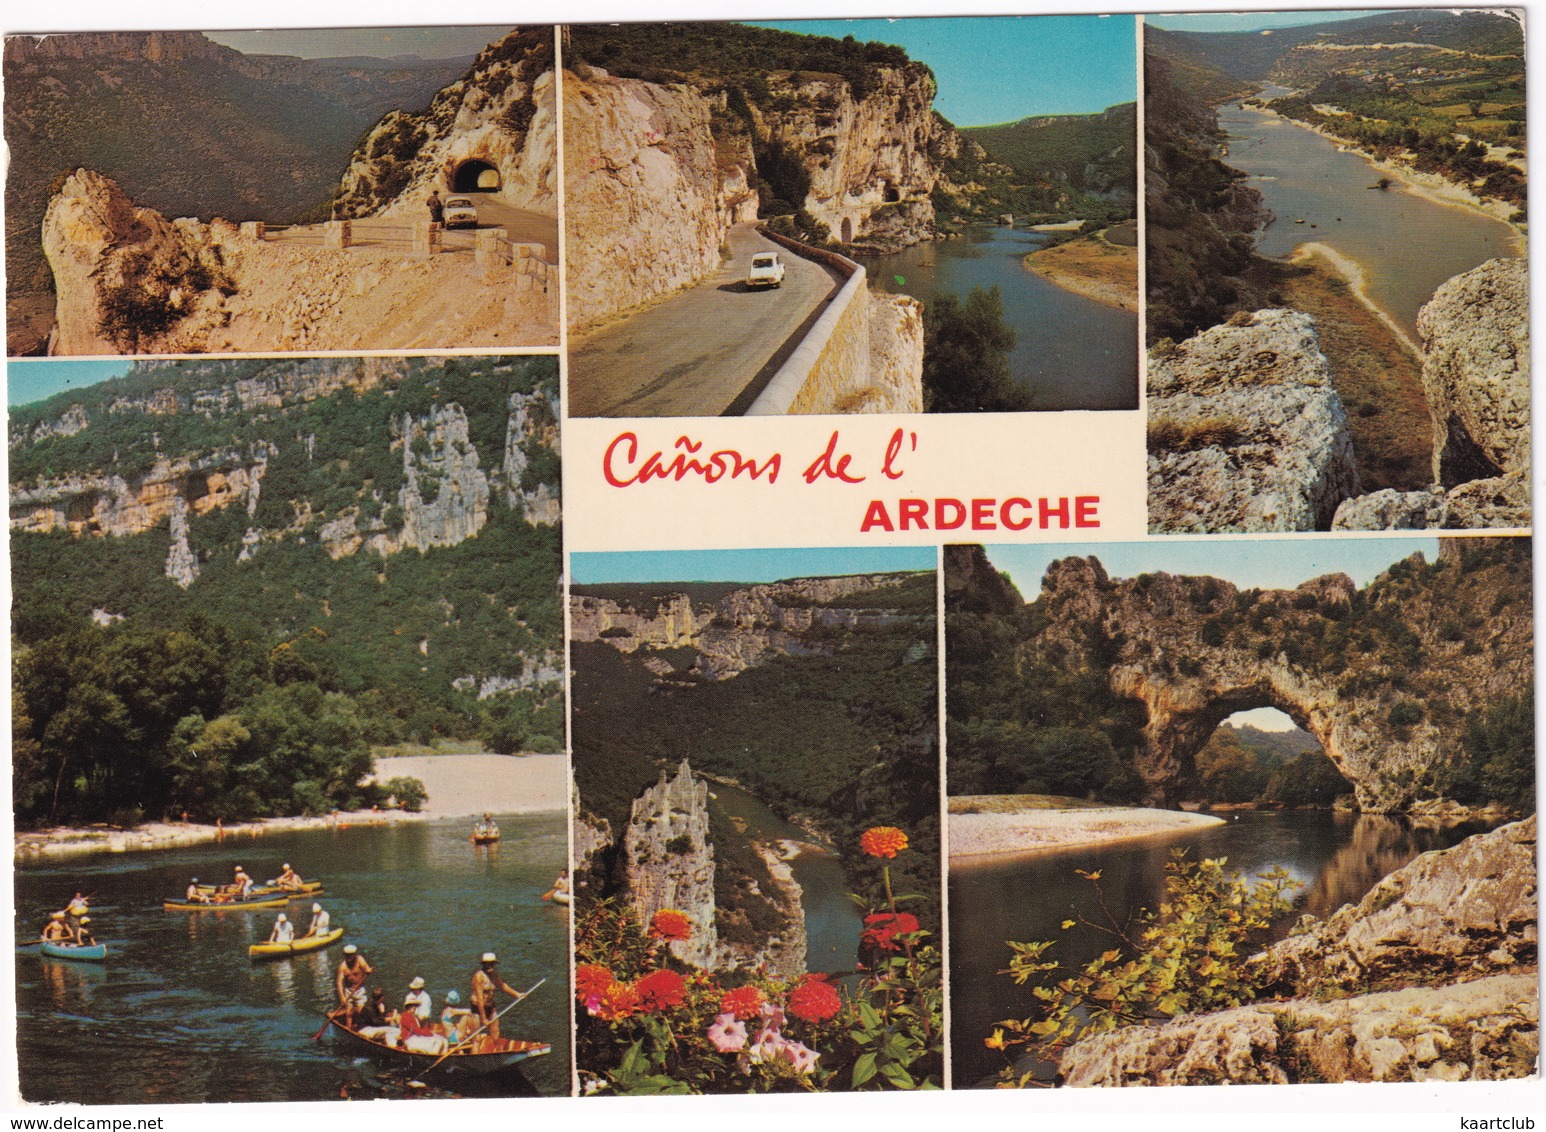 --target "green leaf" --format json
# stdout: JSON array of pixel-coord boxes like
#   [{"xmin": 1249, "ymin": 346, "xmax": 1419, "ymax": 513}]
[{"xmin": 852, "ymin": 1051, "xmax": 879, "ymax": 1088}]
